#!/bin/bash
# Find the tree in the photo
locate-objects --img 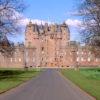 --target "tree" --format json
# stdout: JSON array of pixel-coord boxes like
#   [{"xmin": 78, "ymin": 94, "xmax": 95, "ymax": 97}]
[
  {"xmin": 0, "ymin": 0, "xmax": 25, "ymax": 54},
  {"xmin": 78, "ymin": 0, "xmax": 100, "ymax": 57}
]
